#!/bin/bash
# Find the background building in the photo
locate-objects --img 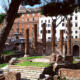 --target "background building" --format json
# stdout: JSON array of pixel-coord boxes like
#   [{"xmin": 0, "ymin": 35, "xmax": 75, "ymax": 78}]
[
  {"xmin": 8, "ymin": 5, "xmax": 42, "ymax": 42},
  {"xmin": 39, "ymin": 11, "xmax": 80, "ymax": 42}
]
